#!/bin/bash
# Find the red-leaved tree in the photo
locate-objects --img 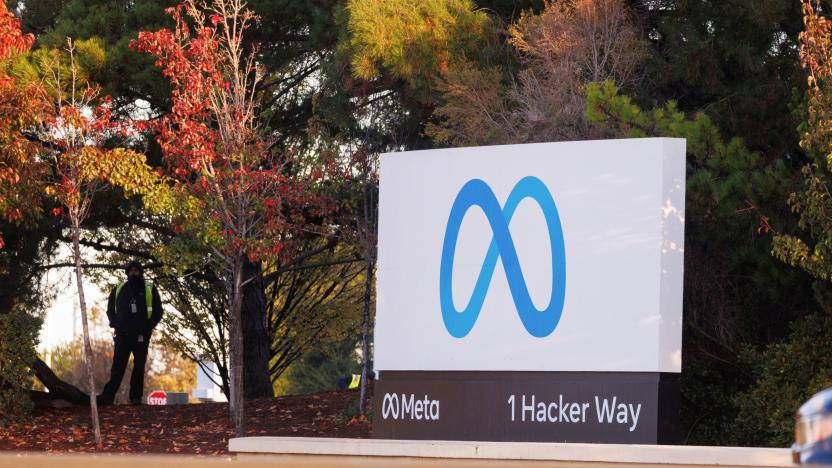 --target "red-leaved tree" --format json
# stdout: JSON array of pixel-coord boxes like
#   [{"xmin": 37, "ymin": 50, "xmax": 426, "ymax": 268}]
[
  {"xmin": 132, "ymin": 0, "xmax": 328, "ymax": 435},
  {"xmin": 0, "ymin": 6, "xmax": 166, "ymax": 439},
  {"xmin": 0, "ymin": 3, "xmax": 46, "ymax": 249},
  {"xmin": 28, "ymin": 38, "xmax": 165, "ymax": 444}
]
